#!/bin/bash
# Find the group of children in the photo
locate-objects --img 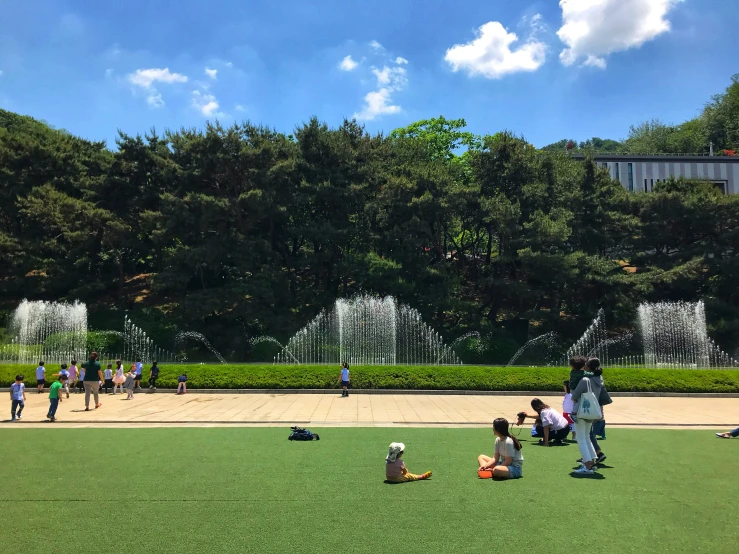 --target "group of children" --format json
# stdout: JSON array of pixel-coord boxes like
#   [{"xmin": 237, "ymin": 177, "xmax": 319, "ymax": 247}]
[{"xmin": 10, "ymin": 360, "xmax": 189, "ymax": 422}]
